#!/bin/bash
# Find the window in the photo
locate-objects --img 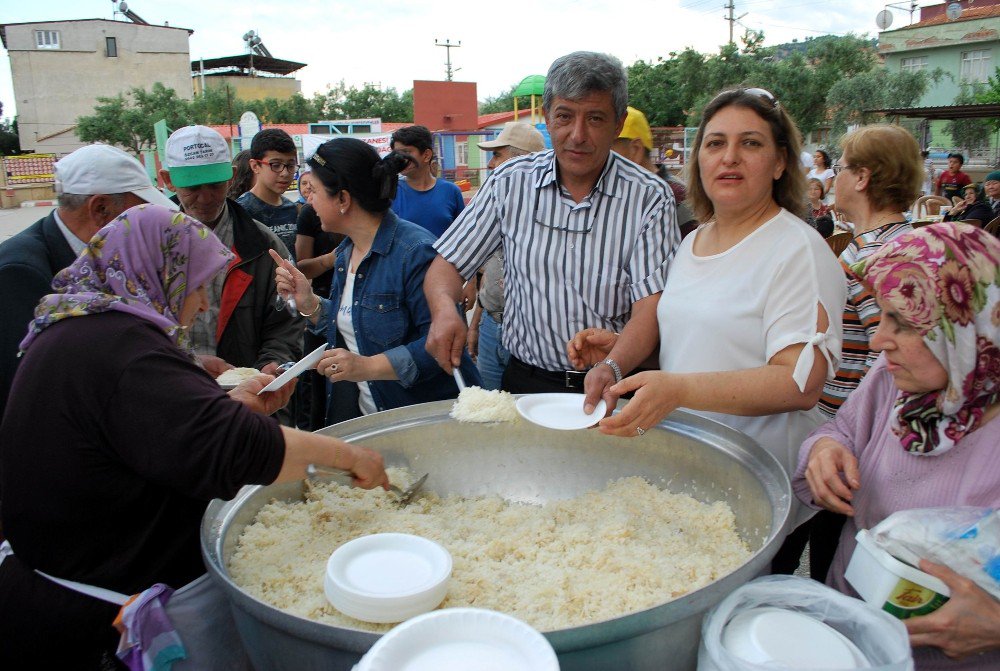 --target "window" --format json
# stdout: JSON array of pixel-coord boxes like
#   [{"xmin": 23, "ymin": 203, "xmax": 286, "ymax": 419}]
[
  {"xmin": 34, "ymin": 30, "xmax": 60, "ymax": 49},
  {"xmin": 900, "ymin": 56, "xmax": 928, "ymax": 73},
  {"xmin": 105, "ymin": 37, "xmax": 117, "ymax": 57},
  {"xmin": 455, "ymin": 142, "xmax": 468, "ymax": 166},
  {"xmin": 961, "ymin": 49, "xmax": 992, "ymax": 83}
]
